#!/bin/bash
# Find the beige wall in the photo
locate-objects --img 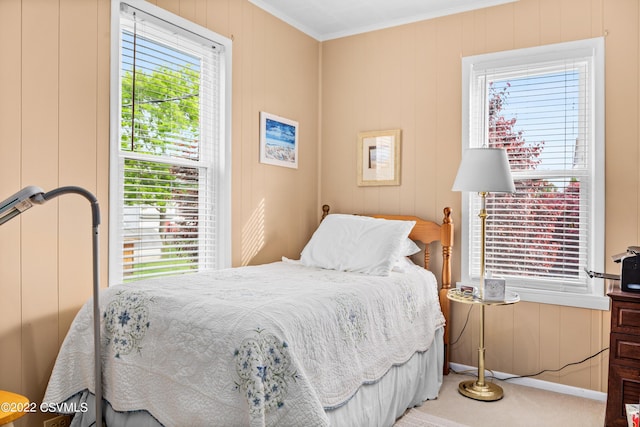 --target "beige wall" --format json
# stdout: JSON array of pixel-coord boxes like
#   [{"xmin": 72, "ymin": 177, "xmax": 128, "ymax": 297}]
[
  {"xmin": 321, "ymin": 0, "xmax": 640, "ymax": 393},
  {"xmin": 0, "ymin": 0, "xmax": 319, "ymax": 425}
]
